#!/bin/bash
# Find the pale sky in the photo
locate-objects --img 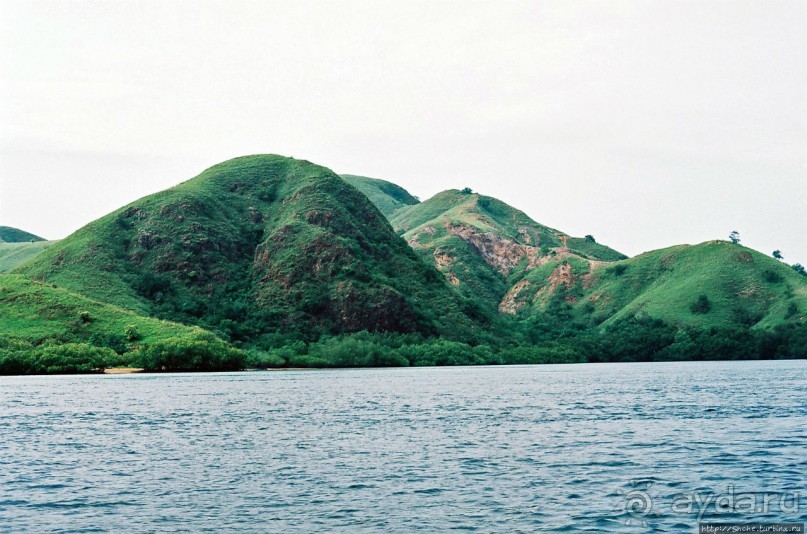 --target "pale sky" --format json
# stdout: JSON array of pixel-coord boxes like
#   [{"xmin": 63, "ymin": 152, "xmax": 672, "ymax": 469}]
[{"xmin": 1, "ymin": 1, "xmax": 805, "ymax": 264}]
